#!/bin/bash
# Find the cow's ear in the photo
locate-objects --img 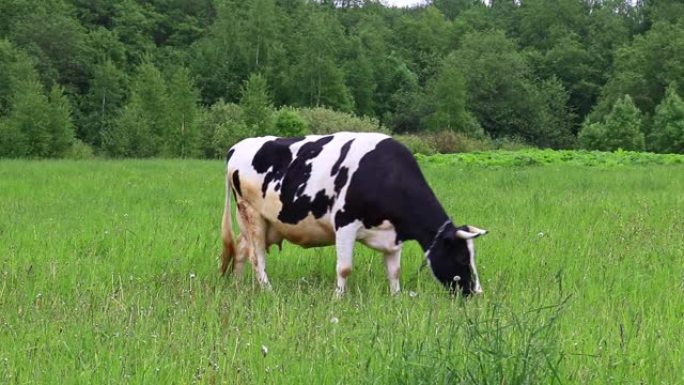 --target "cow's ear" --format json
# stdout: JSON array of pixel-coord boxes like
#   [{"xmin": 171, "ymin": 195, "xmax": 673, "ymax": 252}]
[{"xmin": 455, "ymin": 226, "xmax": 488, "ymax": 240}]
